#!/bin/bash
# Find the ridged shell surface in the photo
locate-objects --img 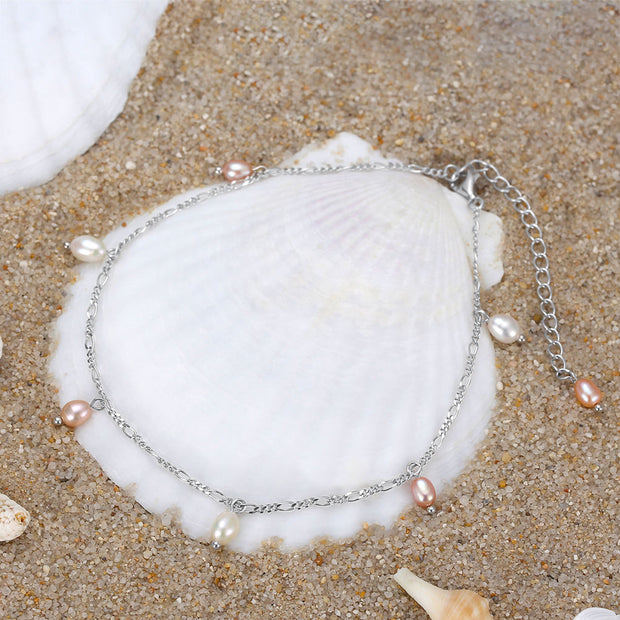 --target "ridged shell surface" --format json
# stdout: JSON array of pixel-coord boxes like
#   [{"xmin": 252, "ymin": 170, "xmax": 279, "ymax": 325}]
[
  {"xmin": 51, "ymin": 134, "xmax": 504, "ymax": 550},
  {"xmin": 0, "ymin": 0, "xmax": 167, "ymax": 195},
  {"xmin": 573, "ymin": 610, "xmax": 619, "ymax": 620}
]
